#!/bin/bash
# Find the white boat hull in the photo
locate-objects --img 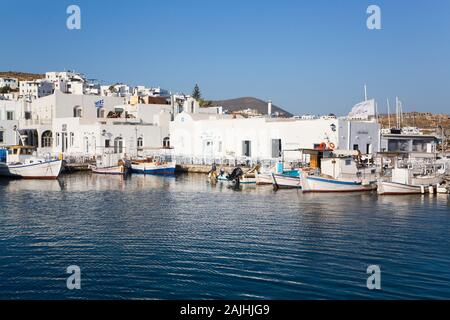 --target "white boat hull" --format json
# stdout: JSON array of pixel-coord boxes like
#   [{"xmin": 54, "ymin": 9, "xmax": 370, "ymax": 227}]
[
  {"xmin": 90, "ymin": 165, "xmax": 127, "ymax": 175},
  {"xmin": 217, "ymin": 174, "xmax": 256, "ymax": 184},
  {"xmin": 256, "ymin": 173, "xmax": 273, "ymax": 185},
  {"xmin": 0, "ymin": 160, "xmax": 63, "ymax": 179},
  {"xmin": 377, "ymin": 181, "xmax": 425, "ymax": 195},
  {"xmin": 271, "ymin": 173, "xmax": 302, "ymax": 189},
  {"xmin": 302, "ymin": 175, "xmax": 376, "ymax": 193}
]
